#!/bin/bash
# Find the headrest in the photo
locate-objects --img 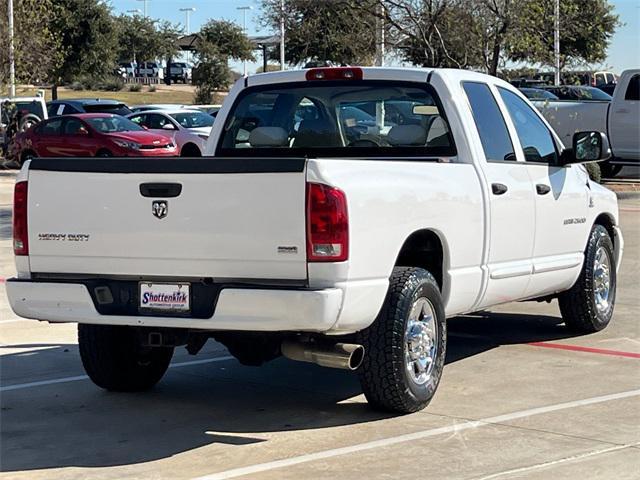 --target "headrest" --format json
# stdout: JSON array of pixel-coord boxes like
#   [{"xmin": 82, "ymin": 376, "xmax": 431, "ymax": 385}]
[
  {"xmin": 387, "ymin": 124, "xmax": 427, "ymax": 146},
  {"xmin": 248, "ymin": 126, "xmax": 288, "ymax": 147}
]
